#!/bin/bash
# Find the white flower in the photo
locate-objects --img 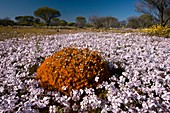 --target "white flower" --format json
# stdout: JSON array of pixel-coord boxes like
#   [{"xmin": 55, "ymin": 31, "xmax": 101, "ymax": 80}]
[
  {"xmin": 49, "ymin": 105, "xmax": 56, "ymax": 113},
  {"xmin": 35, "ymin": 101, "xmax": 46, "ymax": 108},
  {"xmin": 85, "ymin": 88, "xmax": 94, "ymax": 95},
  {"xmin": 79, "ymin": 89, "xmax": 84, "ymax": 95},
  {"xmin": 142, "ymin": 101, "xmax": 148, "ymax": 109},
  {"xmin": 0, "ymin": 31, "xmax": 170, "ymax": 112},
  {"xmin": 72, "ymin": 89, "xmax": 78, "ymax": 95},
  {"xmin": 161, "ymin": 92, "xmax": 170, "ymax": 101},
  {"xmin": 0, "ymin": 86, "xmax": 4, "ymax": 93},
  {"xmin": 62, "ymin": 86, "xmax": 68, "ymax": 90},
  {"xmin": 80, "ymin": 96, "xmax": 88, "ymax": 110},
  {"xmin": 95, "ymin": 76, "xmax": 99, "ymax": 82},
  {"xmin": 119, "ymin": 76, "xmax": 125, "ymax": 83},
  {"xmin": 101, "ymin": 105, "xmax": 109, "ymax": 113},
  {"xmin": 43, "ymin": 97, "xmax": 50, "ymax": 101},
  {"xmin": 113, "ymin": 64, "xmax": 119, "ymax": 69}
]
